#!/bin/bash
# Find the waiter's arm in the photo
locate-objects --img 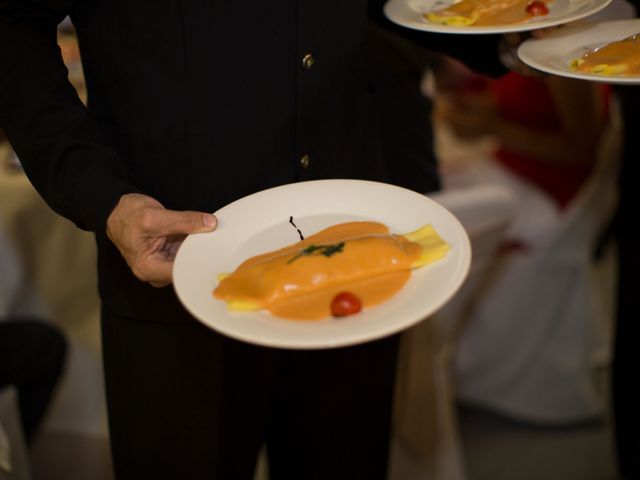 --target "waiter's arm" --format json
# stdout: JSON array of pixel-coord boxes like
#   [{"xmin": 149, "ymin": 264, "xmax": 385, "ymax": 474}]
[
  {"xmin": 0, "ymin": 0, "xmax": 137, "ymax": 234},
  {"xmin": 0, "ymin": 1, "xmax": 216, "ymax": 286}
]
